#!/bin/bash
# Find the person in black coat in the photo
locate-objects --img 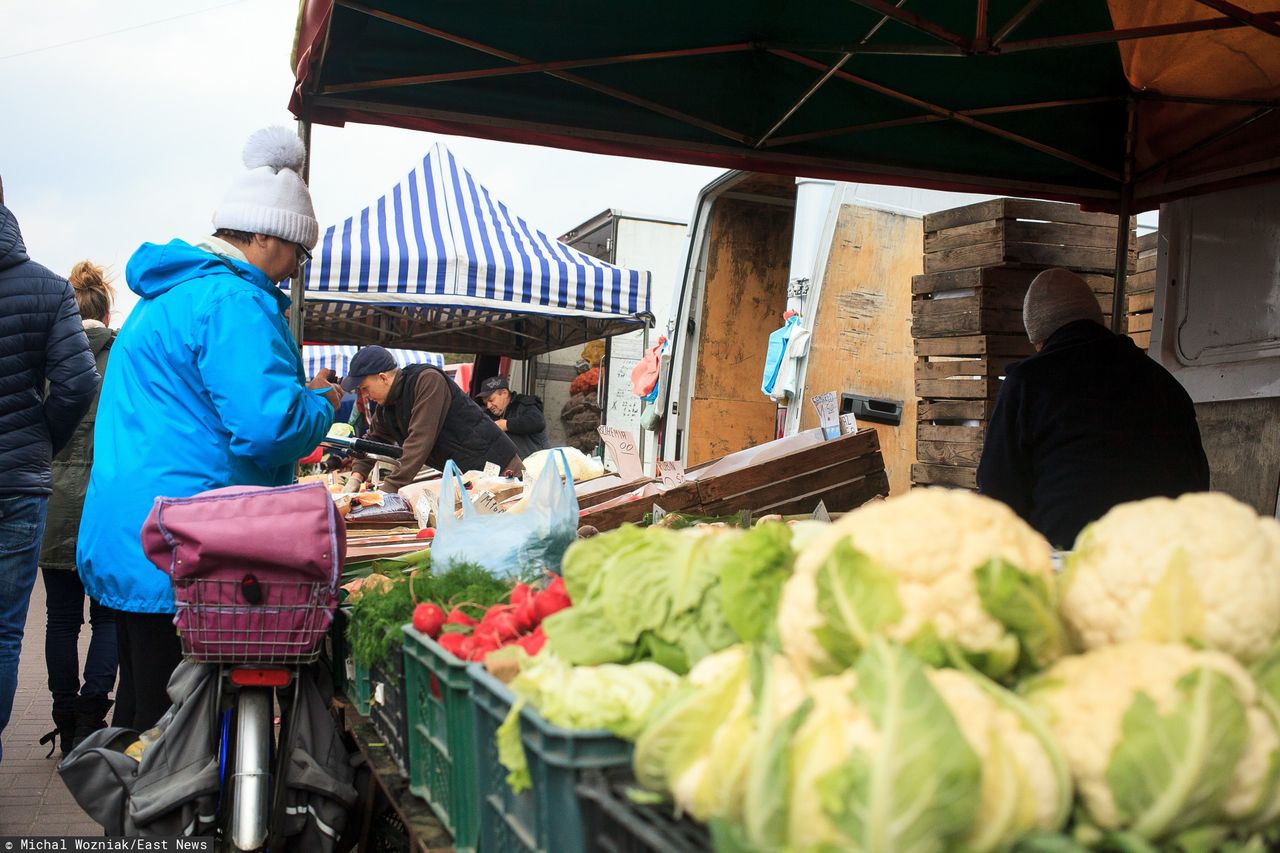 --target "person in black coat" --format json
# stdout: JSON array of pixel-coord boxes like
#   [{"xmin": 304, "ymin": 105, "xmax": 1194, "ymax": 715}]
[
  {"xmin": 977, "ymin": 267, "xmax": 1209, "ymax": 550},
  {"xmin": 0, "ymin": 178, "xmax": 98, "ymax": 758},
  {"xmin": 477, "ymin": 376, "xmax": 550, "ymax": 459}
]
